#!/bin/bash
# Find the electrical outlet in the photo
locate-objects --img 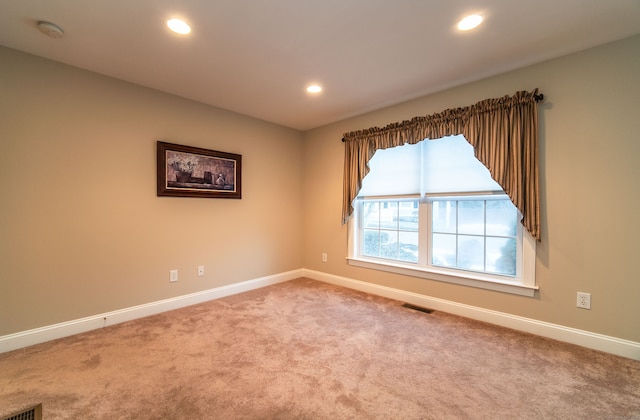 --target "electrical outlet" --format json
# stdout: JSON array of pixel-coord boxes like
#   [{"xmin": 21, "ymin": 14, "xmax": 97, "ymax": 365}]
[
  {"xmin": 577, "ymin": 292, "xmax": 591, "ymax": 309},
  {"xmin": 197, "ymin": 266, "xmax": 204, "ymax": 277},
  {"xmin": 322, "ymin": 252, "xmax": 327, "ymax": 263},
  {"xmin": 170, "ymin": 269, "xmax": 178, "ymax": 282}
]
